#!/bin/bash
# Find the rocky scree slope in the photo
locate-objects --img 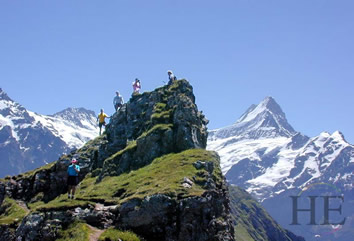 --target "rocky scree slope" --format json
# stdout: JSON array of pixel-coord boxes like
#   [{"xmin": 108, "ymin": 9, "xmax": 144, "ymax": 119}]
[
  {"xmin": 0, "ymin": 88, "xmax": 98, "ymax": 177},
  {"xmin": 0, "ymin": 80, "xmax": 235, "ymax": 241}
]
